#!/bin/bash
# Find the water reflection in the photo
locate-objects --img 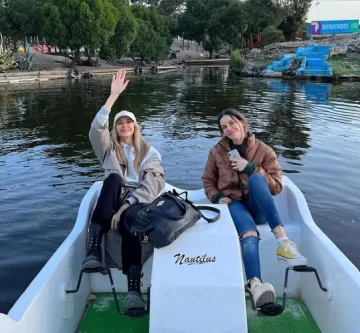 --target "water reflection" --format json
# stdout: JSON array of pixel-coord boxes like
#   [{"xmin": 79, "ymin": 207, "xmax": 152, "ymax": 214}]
[
  {"xmin": 251, "ymin": 81, "xmax": 311, "ymax": 163},
  {"xmin": 264, "ymin": 80, "xmax": 332, "ymax": 105}
]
